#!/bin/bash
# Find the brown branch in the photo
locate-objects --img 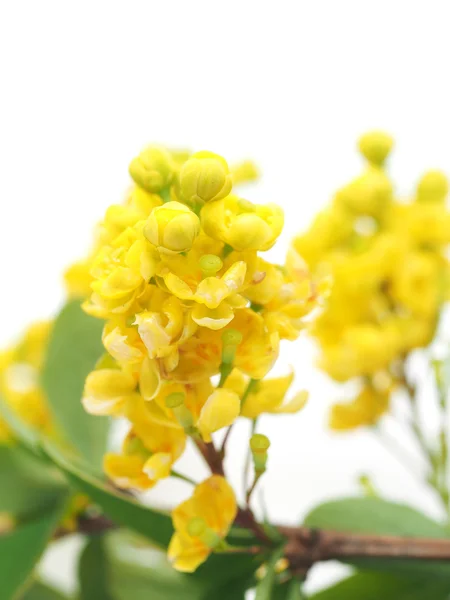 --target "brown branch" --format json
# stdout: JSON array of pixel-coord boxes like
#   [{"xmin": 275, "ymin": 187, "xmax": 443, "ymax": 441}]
[
  {"xmin": 49, "ymin": 511, "xmax": 450, "ymax": 581},
  {"xmin": 194, "ymin": 439, "xmax": 225, "ymax": 476},
  {"xmin": 54, "ymin": 514, "xmax": 116, "ymax": 540},
  {"xmin": 279, "ymin": 525, "xmax": 450, "ymax": 576}
]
